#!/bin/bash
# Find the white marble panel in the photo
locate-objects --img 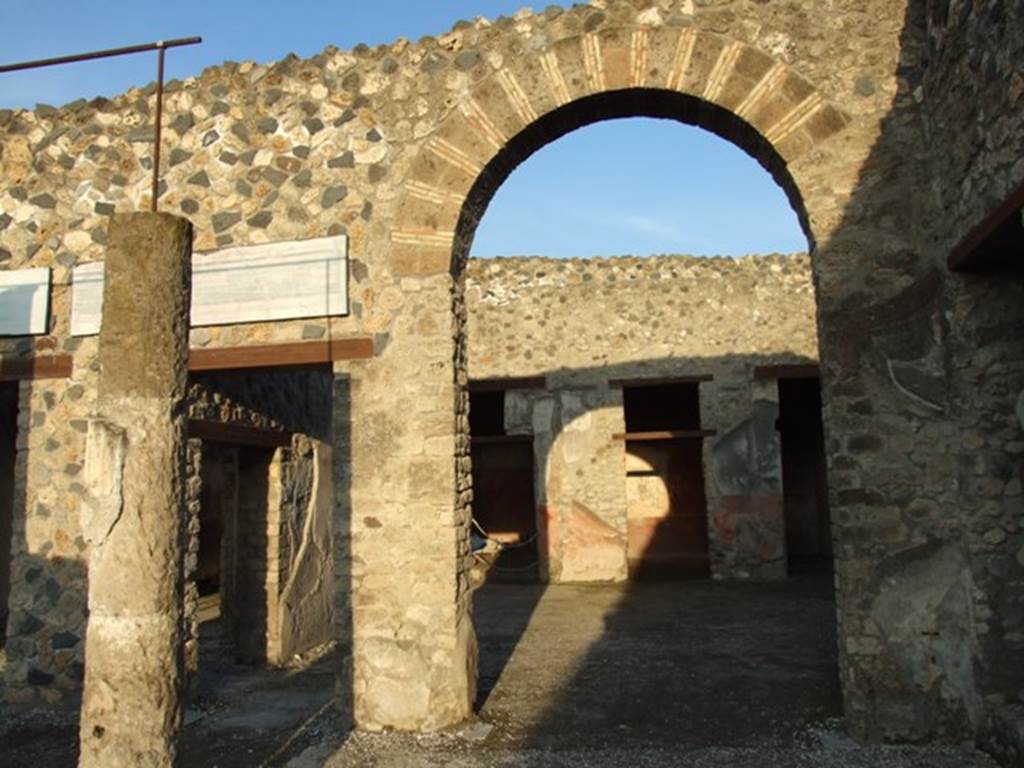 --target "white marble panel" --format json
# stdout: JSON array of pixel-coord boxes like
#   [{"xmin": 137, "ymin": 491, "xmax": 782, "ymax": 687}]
[
  {"xmin": 71, "ymin": 235, "xmax": 348, "ymax": 336},
  {"xmin": 0, "ymin": 267, "xmax": 50, "ymax": 335}
]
